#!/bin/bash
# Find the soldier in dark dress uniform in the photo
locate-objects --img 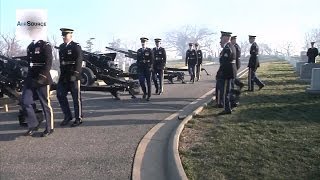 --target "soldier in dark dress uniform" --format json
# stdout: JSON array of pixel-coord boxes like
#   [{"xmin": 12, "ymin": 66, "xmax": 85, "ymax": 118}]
[
  {"xmin": 247, "ymin": 35, "xmax": 264, "ymax": 91},
  {"xmin": 185, "ymin": 43, "xmax": 198, "ymax": 83},
  {"xmin": 152, "ymin": 38, "xmax": 166, "ymax": 95},
  {"xmin": 22, "ymin": 40, "xmax": 54, "ymax": 137},
  {"xmin": 217, "ymin": 31, "xmax": 237, "ymax": 115},
  {"xmin": 57, "ymin": 28, "xmax": 83, "ymax": 127},
  {"xmin": 195, "ymin": 43, "xmax": 203, "ymax": 81},
  {"xmin": 214, "ymin": 41, "xmax": 224, "ymax": 108},
  {"xmin": 230, "ymin": 36, "xmax": 244, "ymax": 89},
  {"xmin": 137, "ymin": 37, "xmax": 154, "ymax": 101},
  {"xmin": 307, "ymin": 42, "xmax": 319, "ymax": 63}
]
